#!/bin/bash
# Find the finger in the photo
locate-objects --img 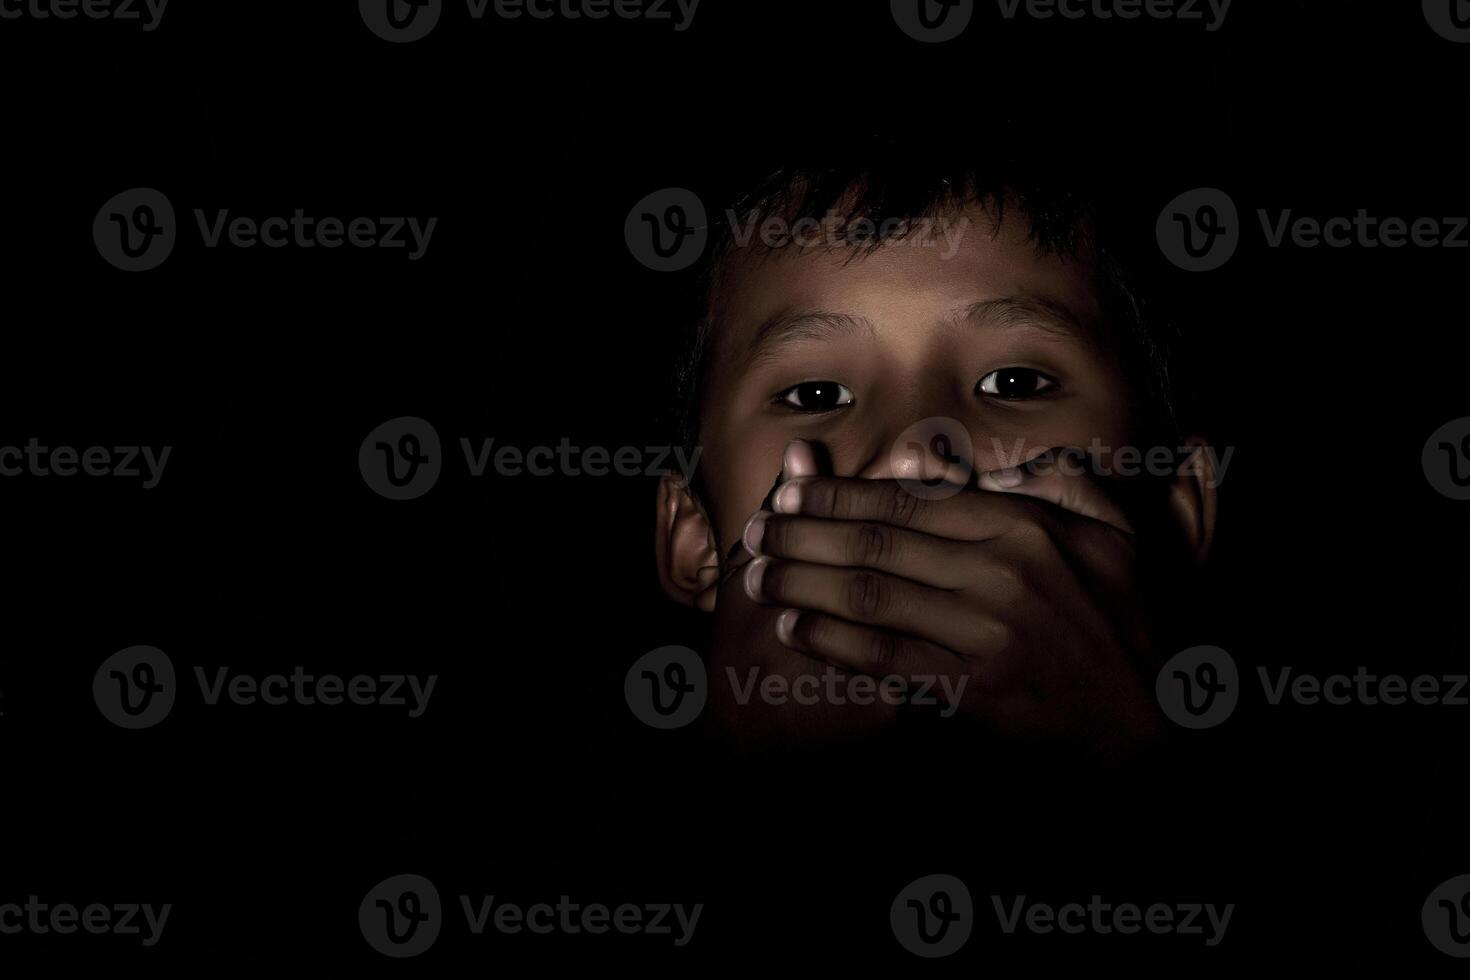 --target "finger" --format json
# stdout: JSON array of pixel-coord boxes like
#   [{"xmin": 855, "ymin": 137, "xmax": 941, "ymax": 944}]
[
  {"xmin": 977, "ymin": 448, "xmax": 1134, "ymax": 534},
  {"xmin": 772, "ymin": 476, "xmax": 1025, "ymax": 540},
  {"xmin": 976, "ymin": 450, "xmax": 1141, "ymax": 598},
  {"xmin": 744, "ymin": 557, "xmax": 1006, "ymax": 656},
  {"xmin": 782, "ymin": 438, "xmax": 821, "ymax": 481},
  {"xmin": 745, "ymin": 512, "xmax": 976, "ymax": 589},
  {"xmin": 774, "ymin": 608, "xmax": 963, "ymax": 682},
  {"xmin": 725, "ymin": 438, "xmax": 827, "ymax": 575}
]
